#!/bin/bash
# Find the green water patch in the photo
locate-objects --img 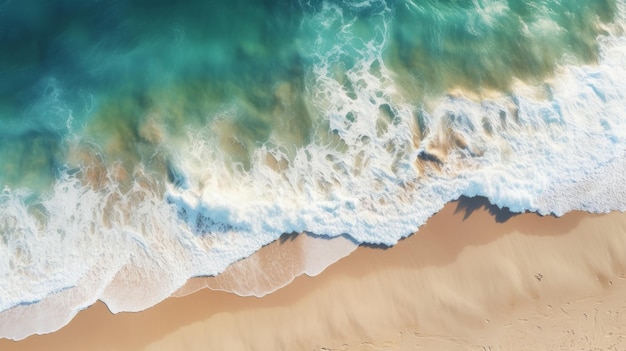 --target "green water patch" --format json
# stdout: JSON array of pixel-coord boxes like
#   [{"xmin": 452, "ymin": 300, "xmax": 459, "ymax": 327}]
[
  {"xmin": 0, "ymin": 0, "xmax": 315, "ymax": 179},
  {"xmin": 0, "ymin": 130, "xmax": 61, "ymax": 193},
  {"xmin": 84, "ymin": 58, "xmax": 313, "ymax": 173},
  {"xmin": 0, "ymin": 1, "xmax": 122, "ymax": 125},
  {"xmin": 385, "ymin": 0, "xmax": 617, "ymax": 98}
]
